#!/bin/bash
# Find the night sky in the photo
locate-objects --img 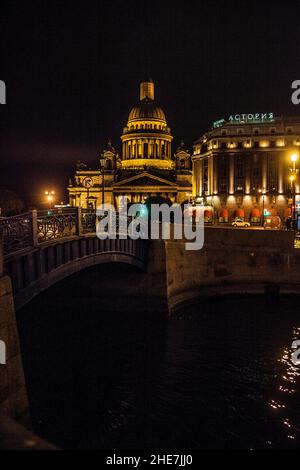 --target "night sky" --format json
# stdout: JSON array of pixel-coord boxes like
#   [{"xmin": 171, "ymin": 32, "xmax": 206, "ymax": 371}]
[{"xmin": 1, "ymin": 0, "xmax": 300, "ymax": 205}]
